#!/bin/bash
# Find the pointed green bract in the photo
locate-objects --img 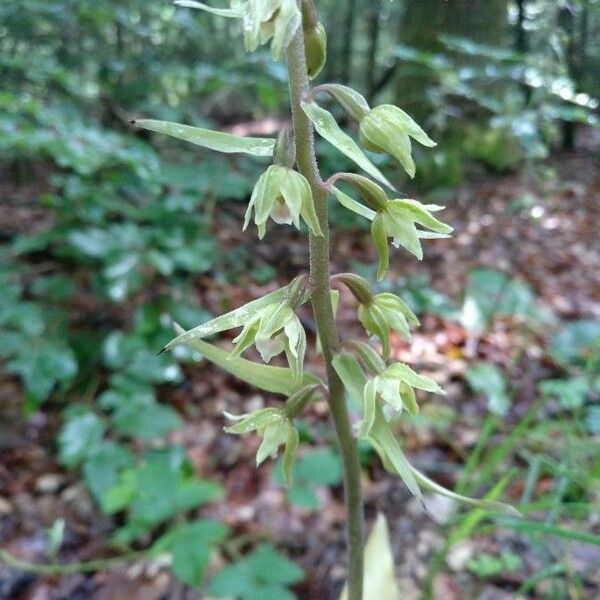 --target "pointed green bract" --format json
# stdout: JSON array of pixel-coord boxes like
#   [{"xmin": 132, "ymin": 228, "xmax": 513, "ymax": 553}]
[
  {"xmin": 162, "ymin": 284, "xmax": 289, "ymax": 351},
  {"xmin": 331, "ymin": 187, "xmax": 376, "ymax": 221},
  {"xmin": 301, "ymin": 101, "xmax": 395, "ymax": 190},
  {"xmin": 174, "ymin": 324, "xmax": 321, "ymax": 396},
  {"xmin": 411, "ymin": 466, "xmax": 521, "ymax": 516},
  {"xmin": 365, "ymin": 409, "xmax": 423, "ymax": 503},
  {"xmin": 132, "ymin": 119, "xmax": 275, "ymax": 156},
  {"xmin": 384, "ymin": 363, "xmax": 445, "ymax": 394},
  {"xmin": 332, "ymin": 352, "xmax": 367, "ymax": 410},
  {"xmin": 388, "ymin": 200, "xmax": 453, "ymax": 235}
]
